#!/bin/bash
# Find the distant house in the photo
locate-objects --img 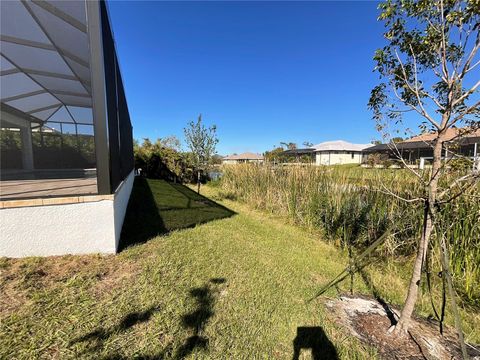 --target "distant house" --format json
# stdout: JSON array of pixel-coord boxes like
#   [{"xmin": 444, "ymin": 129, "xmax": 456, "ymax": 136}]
[
  {"xmin": 312, "ymin": 140, "xmax": 373, "ymax": 165},
  {"xmin": 363, "ymin": 128, "xmax": 480, "ymax": 168},
  {"xmin": 222, "ymin": 152, "xmax": 264, "ymax": 165}
]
